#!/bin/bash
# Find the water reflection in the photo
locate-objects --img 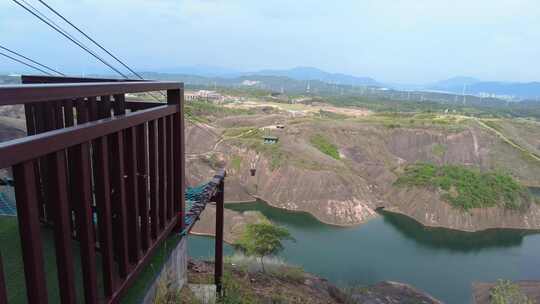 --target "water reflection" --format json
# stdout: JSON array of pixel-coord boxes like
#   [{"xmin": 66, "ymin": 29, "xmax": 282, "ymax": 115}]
[
  {"xmin": 379, "ymin": 210, "xmax": 533, "ymax": 252},
  {"xmin": 226, "ymin": 201, "xmax": 328, "ymax": 230},
  {"xmin": 228, "ymin": 200, "xmax": 538, "ymax": 253},
  {"xmin": 199, "ymin": 199, "xmax": 540, "ymax": 304}
]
